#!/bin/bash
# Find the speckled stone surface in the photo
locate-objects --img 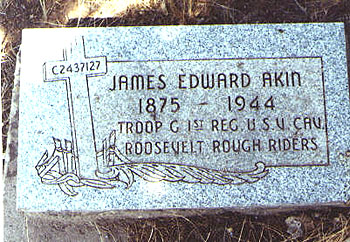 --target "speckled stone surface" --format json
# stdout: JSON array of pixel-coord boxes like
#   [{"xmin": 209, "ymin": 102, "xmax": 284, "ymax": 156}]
[{"xmin": 17, "ymin": 23, "xmax": 350, "ymax": 212}]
